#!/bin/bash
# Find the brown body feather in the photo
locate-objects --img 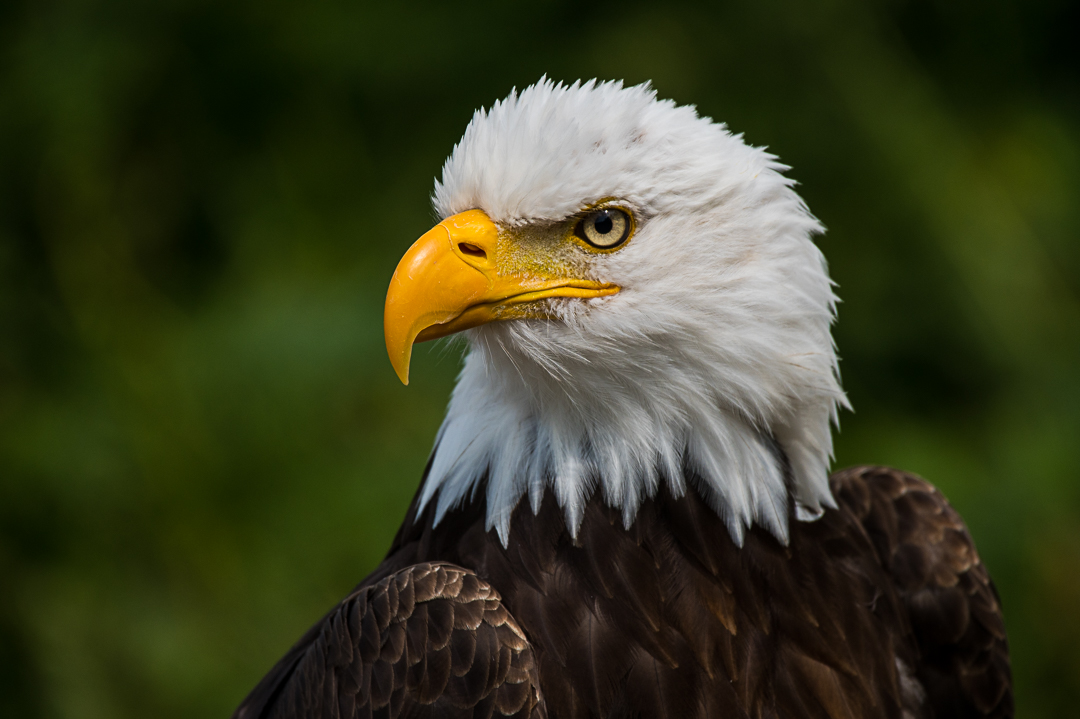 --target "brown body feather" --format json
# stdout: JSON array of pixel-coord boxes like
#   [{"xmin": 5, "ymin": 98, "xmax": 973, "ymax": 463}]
[{"xmin": 234, "ymin": 466, "xmax": 1011, "ymax": 719}]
